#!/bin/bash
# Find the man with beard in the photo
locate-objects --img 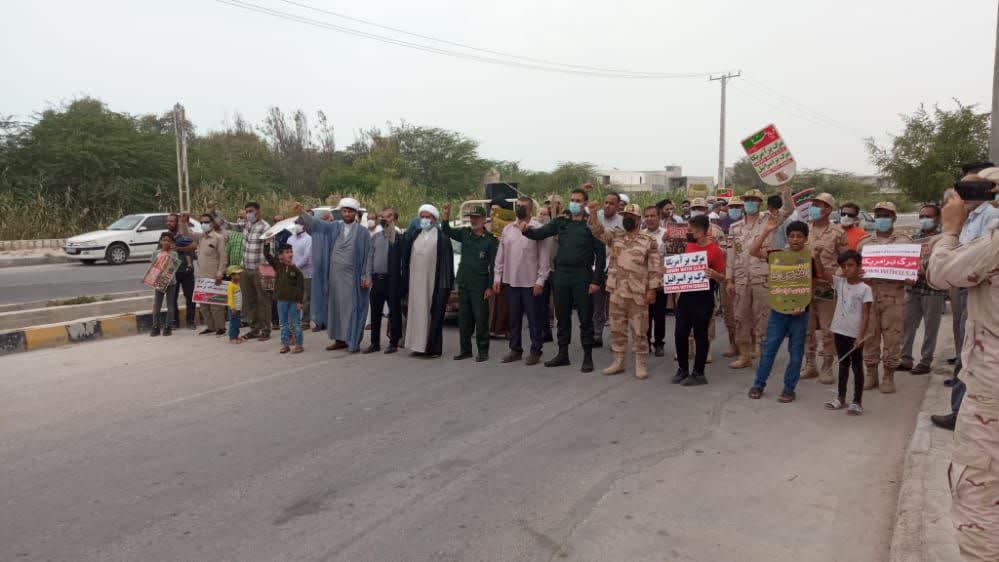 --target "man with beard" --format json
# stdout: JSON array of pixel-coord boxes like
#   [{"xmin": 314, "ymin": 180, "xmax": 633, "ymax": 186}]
[
  {"xmin": 210, "ymin": 202, "xmax": 271, "ymax": 339},
  {"xmin": 642, "ymin": 205, "xmax": 668, "ymax": 357},
  {"xmin": 295, "ymin": 198, "xmax": 371, "ymax": 353},
  {"xmin": 402, "ymin": 204, "xmax": 455, "ymax": 358},
  {"xmin": 442, "ymin": 204, "xmax": 497, "ymax": 362},
  {"xmin": 592, "ymin": 191, "xmax": 624, "ymax": 347},
  {"xmin": 363, "ymin": 207, "xmax": 404, "ymax": 354},
  {"xmin": 165, "ymin": 213, "xmax": 198, "ymax": 329}
]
